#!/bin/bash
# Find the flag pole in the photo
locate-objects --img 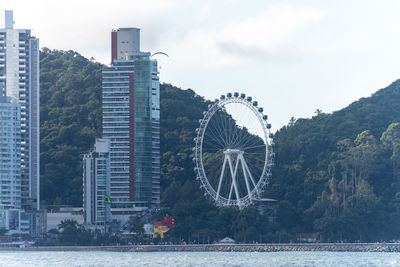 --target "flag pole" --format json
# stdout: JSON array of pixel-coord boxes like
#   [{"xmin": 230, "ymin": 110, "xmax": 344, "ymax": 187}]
[{"xmin": 104, "ymin": 194, "xmax": 112, "ymax": 235}]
